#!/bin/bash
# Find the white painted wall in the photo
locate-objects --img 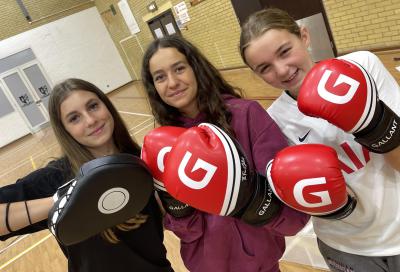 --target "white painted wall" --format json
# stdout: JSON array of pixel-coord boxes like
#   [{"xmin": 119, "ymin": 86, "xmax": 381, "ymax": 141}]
[
  {"xmin": 0, "ymin": 112, "xmax": 31, "ymax": 146},
  {"xmin": 0, "ymin": 7, "xmax": 132, "ymax": 148}
]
